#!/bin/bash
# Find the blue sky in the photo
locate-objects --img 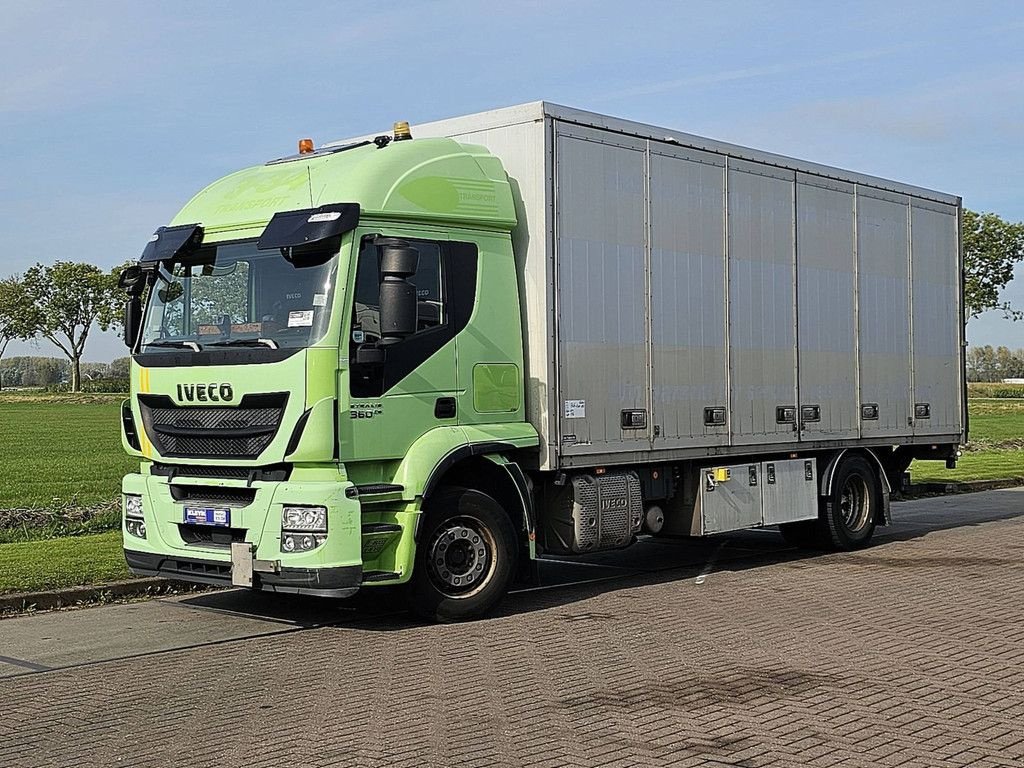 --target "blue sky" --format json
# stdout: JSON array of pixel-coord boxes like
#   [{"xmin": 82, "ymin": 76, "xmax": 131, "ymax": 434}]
[{"xmin": 2, "ymin": 0, "xmax": 1022, "ymax": 361}]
